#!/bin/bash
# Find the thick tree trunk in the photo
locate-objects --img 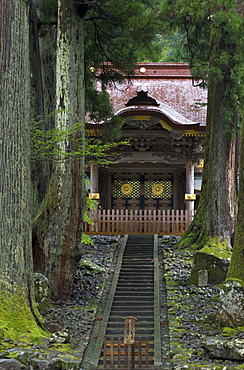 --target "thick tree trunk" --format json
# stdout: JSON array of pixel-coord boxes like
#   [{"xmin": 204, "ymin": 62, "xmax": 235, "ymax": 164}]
[
  {"xmin": 204, "ymin": 72, "xmax": 236, "ymax": 243},
  {"xmin": 33, "ymin": 0, "xmax": 86, "ymax": 300},
  {"xmin": 36, "ymin": 0, "xmax": 57, "ymax": 119},
  {"xmin": 178, "ymin": 6, "xmax": 240, "ymax": 250},
  {"xmin": 227, "ymin": 119, "xmax": 244, "ymax": 282},
  {"xmin": 218, "ymin": 117, "xmax": 244, "ymax": 328},
  {"xmin": 0, "ymin": 0, "xmax": 45, "ymax": 339},
  {"xmin": 179, "ymin": 69, "xmax": 237, "ymax": 250},
  {"xmin": 29, "ymin": 0, "xmax": 53, "ymax": 215}
]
